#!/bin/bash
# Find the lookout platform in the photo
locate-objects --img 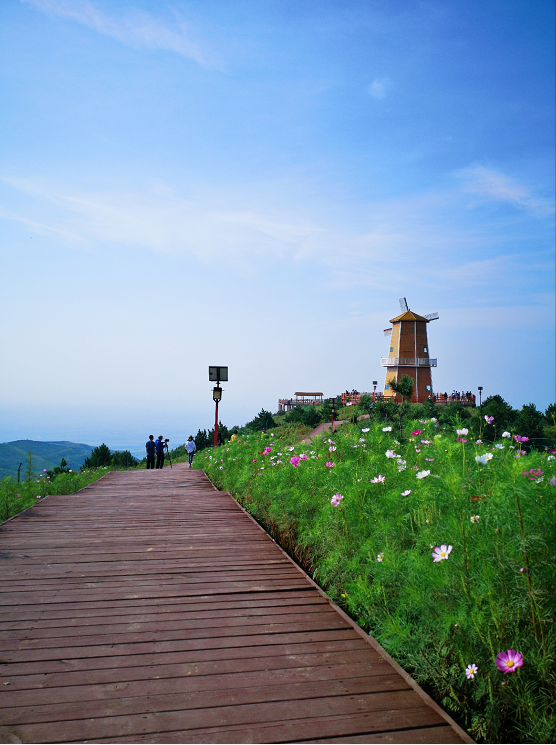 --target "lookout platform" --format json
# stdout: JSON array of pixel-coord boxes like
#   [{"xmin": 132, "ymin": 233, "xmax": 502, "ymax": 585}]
[{"xmin": 0, "ymin": 465, "xmax": 471, "ymax": 743}]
